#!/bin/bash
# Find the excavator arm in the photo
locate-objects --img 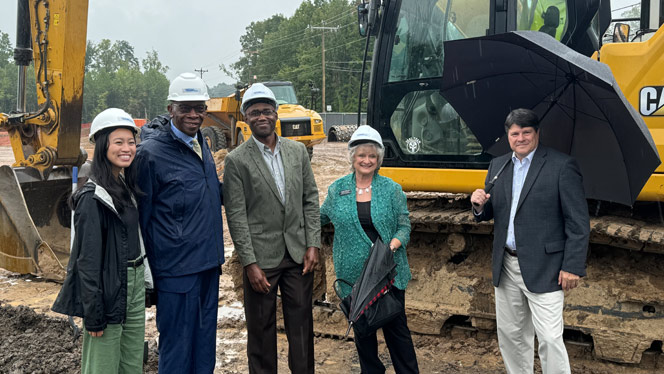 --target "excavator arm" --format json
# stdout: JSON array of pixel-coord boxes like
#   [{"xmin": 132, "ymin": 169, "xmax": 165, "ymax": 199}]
[
  {"xmin": 2, "ymin": 0, "xmax": 88, "ymax": 172},
  {"xmin": 0, "ymin": 0, "xmax": 88, "ymax": 279}
]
